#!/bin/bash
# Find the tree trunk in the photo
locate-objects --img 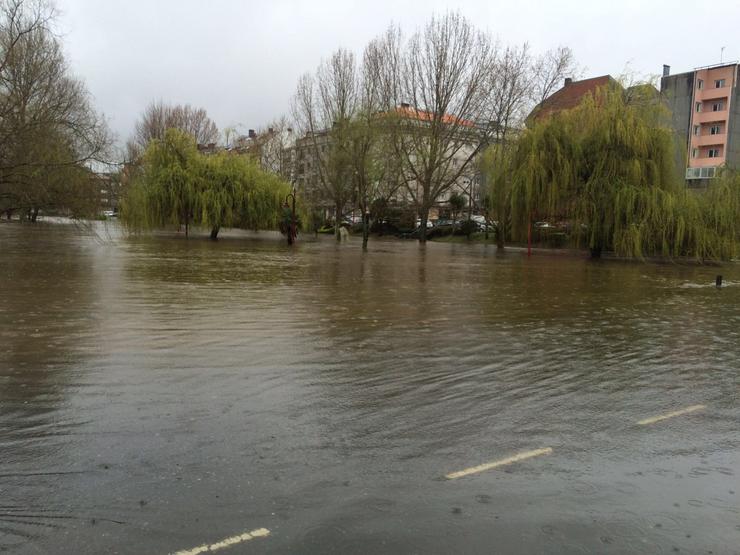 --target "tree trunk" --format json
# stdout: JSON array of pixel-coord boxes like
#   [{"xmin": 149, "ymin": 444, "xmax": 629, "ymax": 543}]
[
  {"xmin": 30, "ymin": 208, "xmax": 39, "ymax": 222},
  {"xmin": 362, "ymin": 212, "xmax": 370, "ymax": 251},
  {"xmin": 335, "ymin": 203, "xmax": 342, "ymax": 242},
  {"xmin": 185, "ymin": 220, "xmax": 189, "ymax": 238},
  {"xmin": 418, "ymin": 207, "xmax": 429, "ymax": 244},
  {"xmin": 210, "ymin": 226, "xmax": 220, "ymax": 240},
  {"xmin": 590, "ymin": 246, "xmax": 602, "ymax": 259}
]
